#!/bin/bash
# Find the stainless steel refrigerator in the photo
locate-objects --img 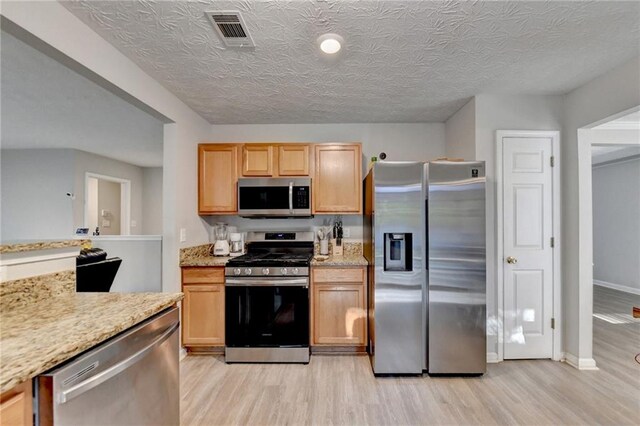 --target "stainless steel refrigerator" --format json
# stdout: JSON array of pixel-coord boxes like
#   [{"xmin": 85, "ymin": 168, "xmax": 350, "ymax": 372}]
[{"xmin": 364, "ymin": 161, "xmax": 486, "ymax": 375}]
